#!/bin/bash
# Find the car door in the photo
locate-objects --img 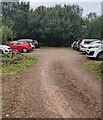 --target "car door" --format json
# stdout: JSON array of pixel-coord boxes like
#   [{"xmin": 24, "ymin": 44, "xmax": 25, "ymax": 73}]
[
  {"xmin": 9, "ymin": 41, "xmax": 18, "ymax": 50},
  {"xmin": 17, "ymin": 41, "xmax": 25, "ymax": 51}
]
